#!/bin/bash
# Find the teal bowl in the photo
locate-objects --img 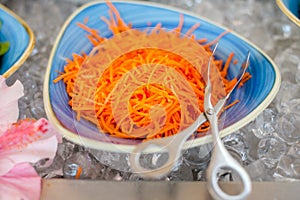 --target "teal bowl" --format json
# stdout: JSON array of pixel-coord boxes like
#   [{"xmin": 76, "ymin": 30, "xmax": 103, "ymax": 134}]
[
  {"xmin": 44, "ymin": 1, "xmax": 281, "ymax": 152},
  {"xmin": 0, "ymin": 4, "xmax": 35, "ymax": 78},
  {"xmin": 276, "ymin": 0, "xmax": 300, "ymax": 27}
]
